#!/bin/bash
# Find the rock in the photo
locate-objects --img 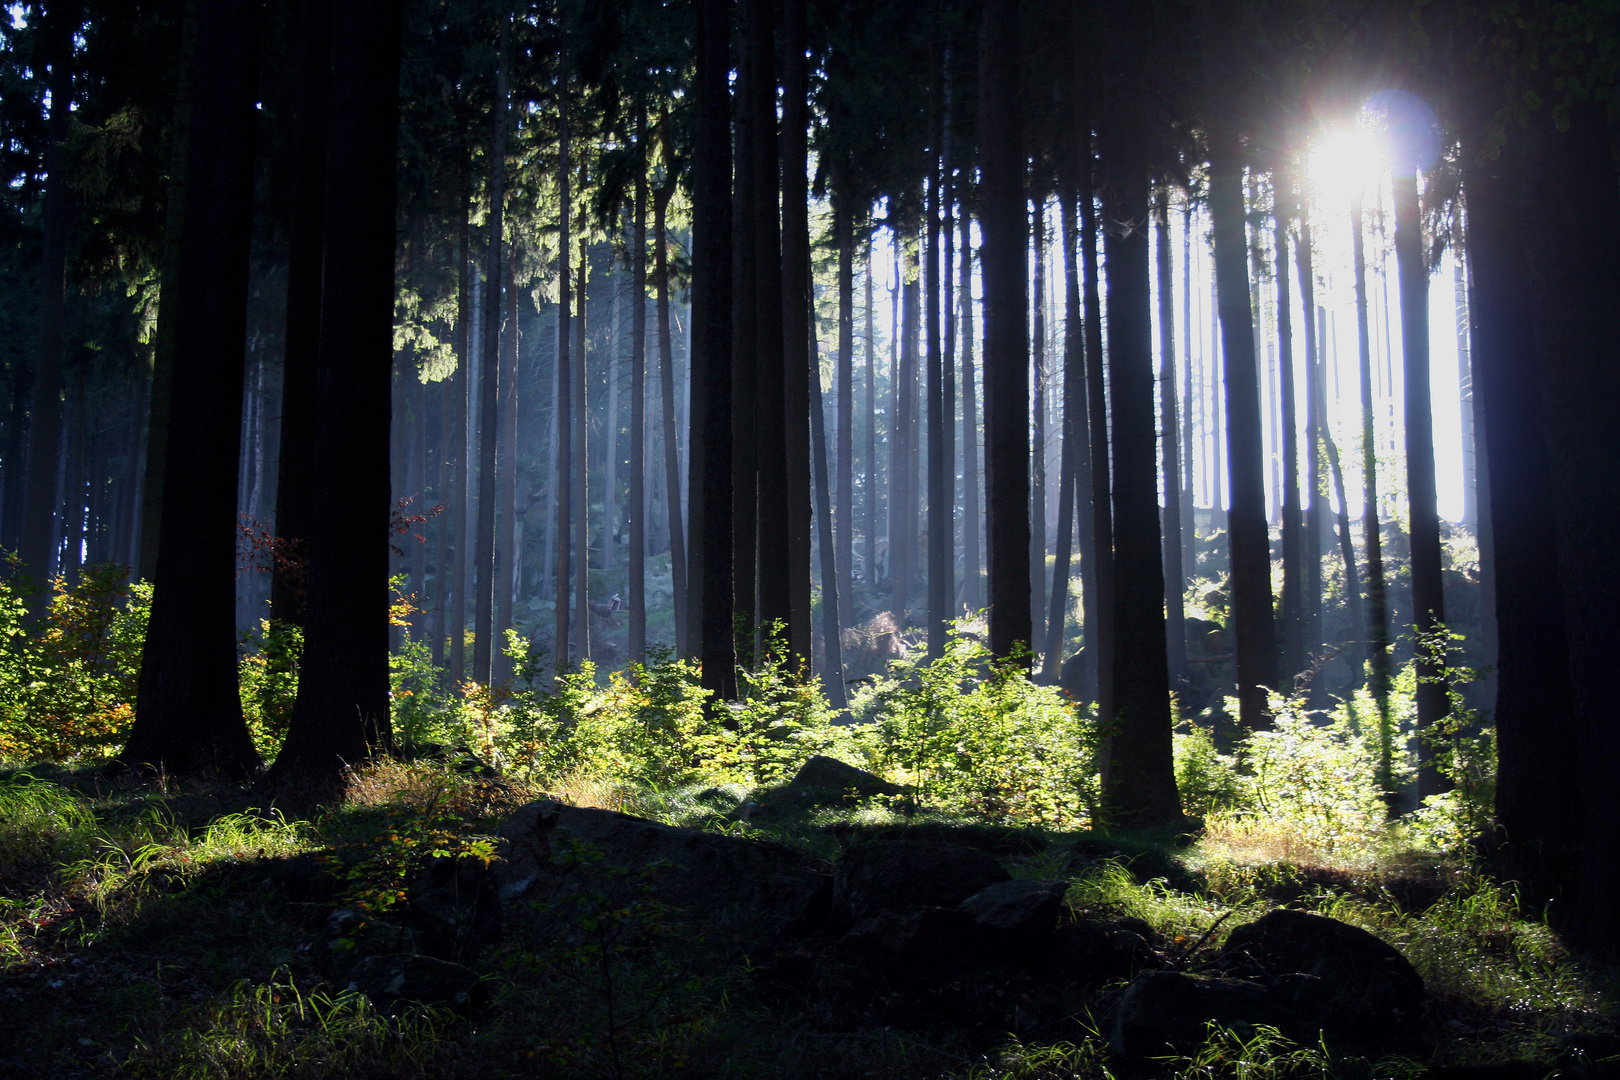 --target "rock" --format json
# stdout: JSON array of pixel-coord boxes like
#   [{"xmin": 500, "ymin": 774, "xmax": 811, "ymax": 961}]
[
  {"xmin": 1216, "ymin": 908, "xmax": 1424, "ymax": 1043},
  {"xmin": 957, "ymin": 879, "xmax": 1068, "ymax": 957},
  {"xmin": 832, "ymin": 839, "xmax": 1010, "ymax": 925},
  {"xmin": 406, "ymin": 854, "xmax": 502, "ymax": 962},
  {"xmin": 842, "ymin": 907, "xmax": 985, "ymax": 982},
  {"xmin": 1111, "ymin": 970, "xmax": 1283, "ymax": 1057},
  {"xmin": 748, "ymin": 756, "xmax": 907, "ymax": 819},
  {"xmin": 346, "ymin": 953, "xmax": 490, "ymax": 1013},
  {"xmin": 499, "ymin": 801, "xmax": 832, "ymax": 932},
  {"xmin": 1049, "ymin": 916, "xmax": 1162, "ymax": 985}
]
